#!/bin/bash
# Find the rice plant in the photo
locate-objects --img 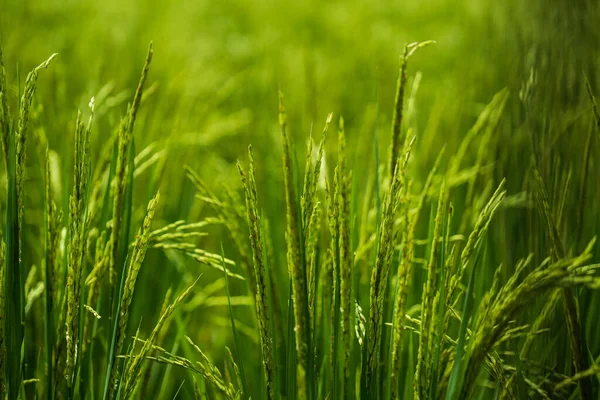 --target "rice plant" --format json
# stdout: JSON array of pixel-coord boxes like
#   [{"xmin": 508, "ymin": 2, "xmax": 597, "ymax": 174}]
[{"xmin": 1, "ymin": 1, "xmax": 600, "ymax": 399}]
